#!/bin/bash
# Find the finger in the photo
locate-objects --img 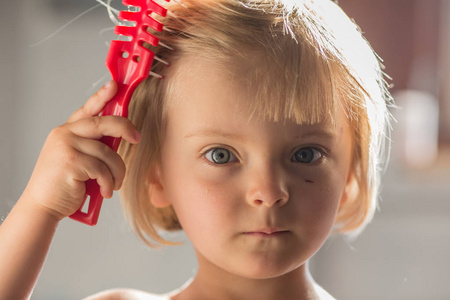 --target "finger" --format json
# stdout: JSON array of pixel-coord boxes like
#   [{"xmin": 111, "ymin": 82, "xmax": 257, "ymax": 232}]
[
  {"xmin": 67, "ymin": 115, "xmax": 141, "ymax": 144},
  {"xmin": 67, "ymin": 80, "xmax": 118, "ymax": 123},
  {"xmin": 72, "ymin": 138, "xmax": 126, "ymax": 191},
  {"xmin": 74, "ymin": 152, "xmax": 116, "ymax": 199}
]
